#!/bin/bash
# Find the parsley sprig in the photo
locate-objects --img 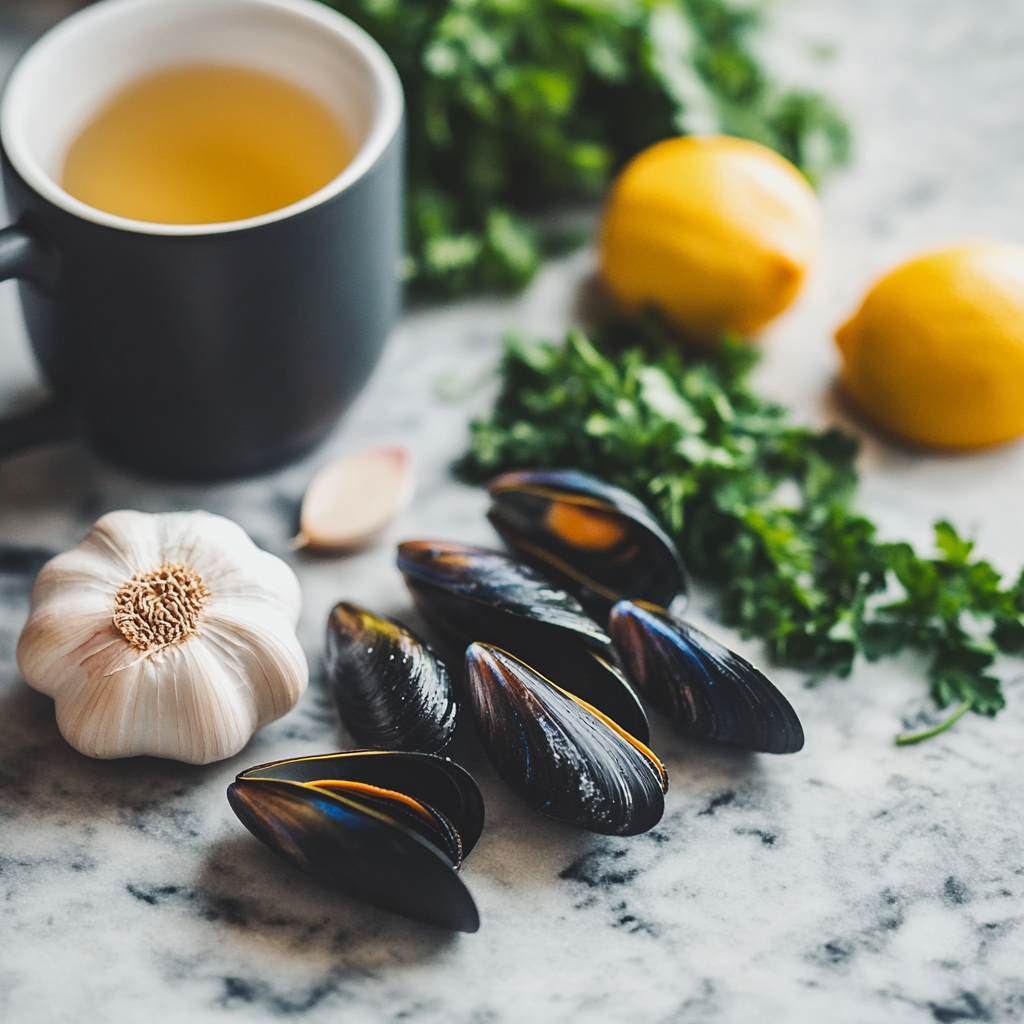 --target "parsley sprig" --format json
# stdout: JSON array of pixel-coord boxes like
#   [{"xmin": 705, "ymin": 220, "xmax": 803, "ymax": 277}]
[
  {"xmin": 328, "ymin": 0, "xmax": 848, "ymax": 295},
  {"xmin": 457, "ymin": 324, "xmax": 1024, "ymax": 740}
]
